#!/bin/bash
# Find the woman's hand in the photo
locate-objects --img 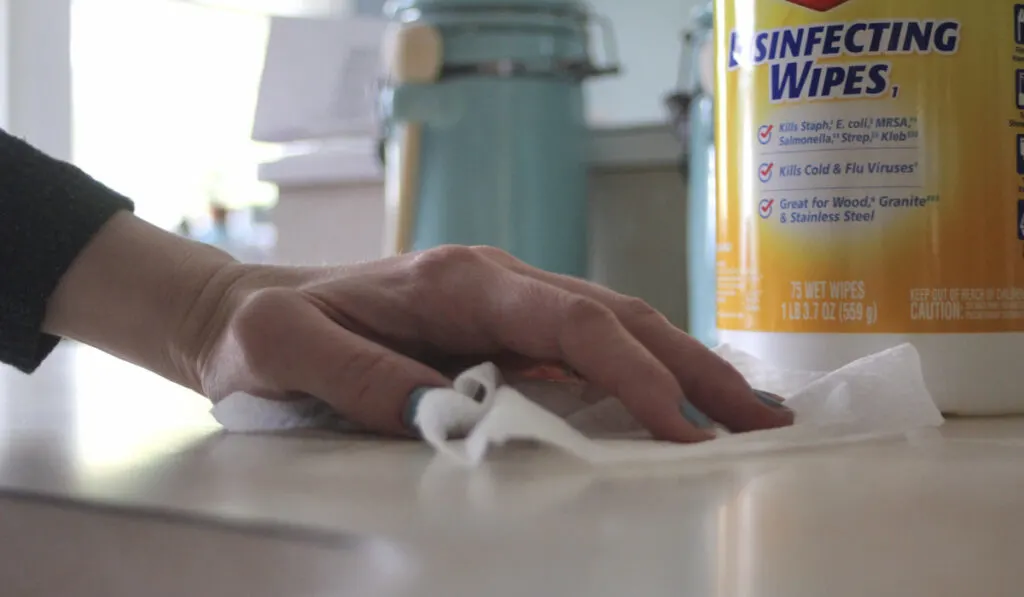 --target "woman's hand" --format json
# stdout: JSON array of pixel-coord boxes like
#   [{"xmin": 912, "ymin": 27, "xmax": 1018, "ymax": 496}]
[
  {"xmin": 45, "ymin": 212, "xmax": 791, "ymax": 443},
  {"xmin": 195, "ymin": 245, "xmax": 793, "ymax": 442}
]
